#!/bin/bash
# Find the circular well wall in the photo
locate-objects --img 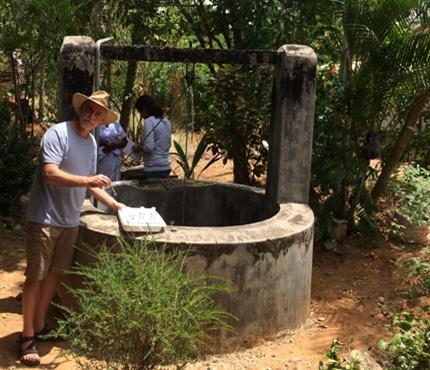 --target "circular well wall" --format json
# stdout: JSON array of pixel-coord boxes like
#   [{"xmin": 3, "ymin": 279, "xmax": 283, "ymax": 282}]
[{"xmin": 75, "ymin": 179, "xmax": 314, "ymax": 351}]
